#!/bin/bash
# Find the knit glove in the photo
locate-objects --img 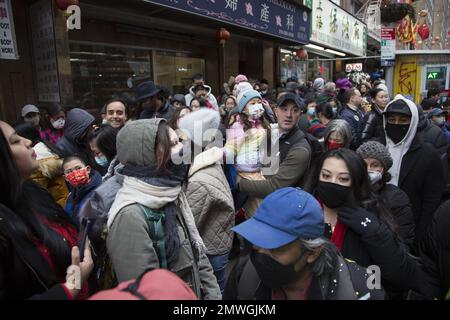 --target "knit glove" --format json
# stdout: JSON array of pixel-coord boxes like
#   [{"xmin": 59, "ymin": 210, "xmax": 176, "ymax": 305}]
[{"xmin": 338, "ymin": 206, "xmax": 380, "ymax": 236}]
